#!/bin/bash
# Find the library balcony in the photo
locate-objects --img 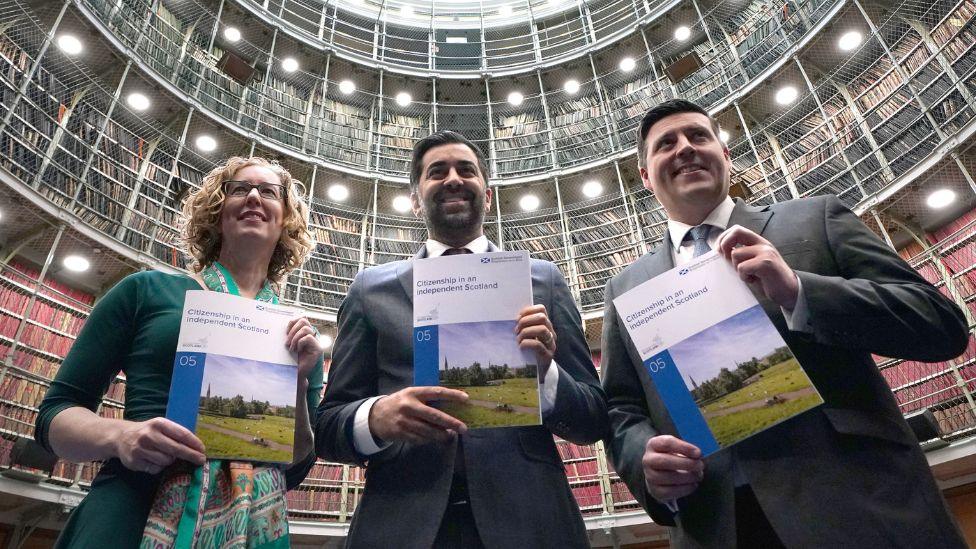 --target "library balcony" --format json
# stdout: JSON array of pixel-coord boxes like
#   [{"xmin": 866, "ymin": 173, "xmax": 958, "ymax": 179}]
[{"xmin": 2, "ymin": 0, "xmax": 976, "ymax": 540}]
